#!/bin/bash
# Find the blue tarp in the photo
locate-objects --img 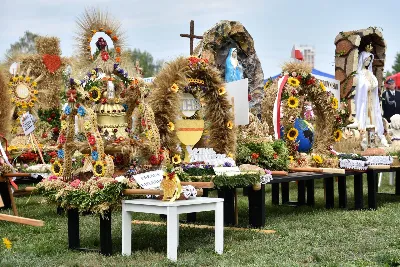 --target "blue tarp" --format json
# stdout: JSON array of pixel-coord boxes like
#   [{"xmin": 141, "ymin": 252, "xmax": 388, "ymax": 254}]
[{"xmin": 265, "ymin": 68, "xmax": 335, "ymax": 83}]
